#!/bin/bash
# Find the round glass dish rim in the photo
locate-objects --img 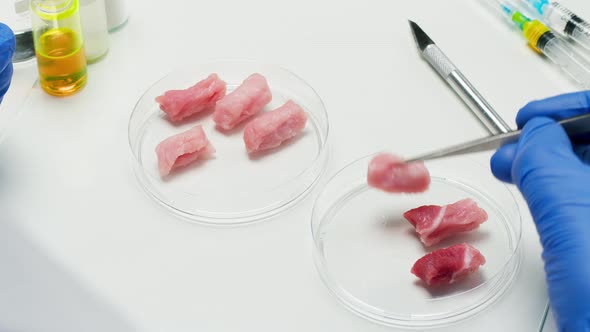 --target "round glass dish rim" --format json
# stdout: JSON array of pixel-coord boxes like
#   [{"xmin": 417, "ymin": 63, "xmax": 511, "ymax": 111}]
[
  {"xmin": 127, "ymin": 60, "xmax": 331, "ymax": 198},
  {"xmin": 310, "ymin": 152, "xmax": 524, "ymax": 324},
  {"xmin": 132, "ymin": 155, "xmax": 329, "ymax": 226}
]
